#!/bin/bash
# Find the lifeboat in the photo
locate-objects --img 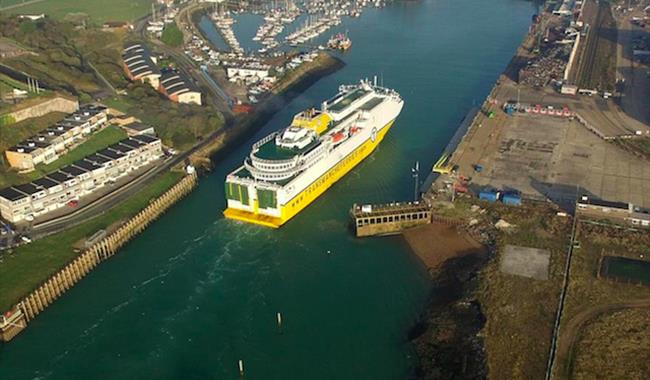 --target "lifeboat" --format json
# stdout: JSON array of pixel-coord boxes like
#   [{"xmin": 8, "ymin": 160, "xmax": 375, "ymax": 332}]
[{"xmin": 332, "ymin": 131, "xmax": 346, "ymax": 143}]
